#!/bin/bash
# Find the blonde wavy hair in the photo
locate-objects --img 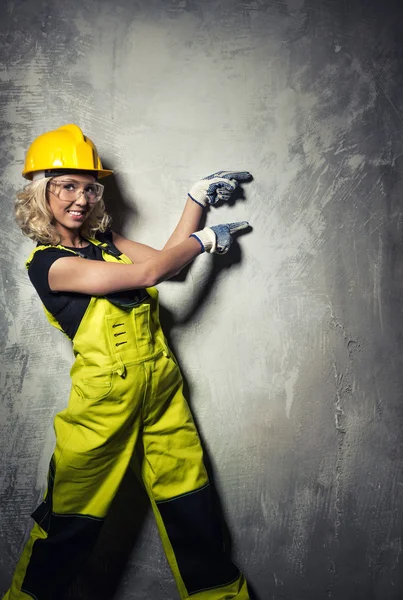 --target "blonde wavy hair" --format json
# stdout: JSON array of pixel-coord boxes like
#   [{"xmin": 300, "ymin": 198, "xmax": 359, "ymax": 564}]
[{"xmin": 15, "ymin": 178, "xmax": 111, "ymax": 245}]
